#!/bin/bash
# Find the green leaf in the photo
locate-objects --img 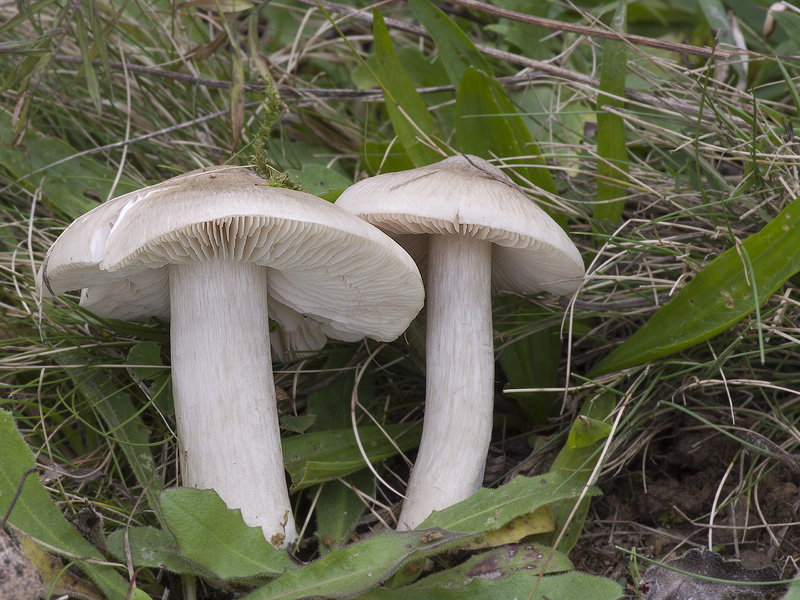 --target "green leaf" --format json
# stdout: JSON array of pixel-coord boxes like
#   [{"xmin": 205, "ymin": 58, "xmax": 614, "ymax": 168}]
[
  {"xmin": 106, "ymin": 526, "xmax": 216, "ymax": 578},
  {"xmin": 410, "ymin": 543, "xmax": 572, "ymax": 589},
  {"xmin": 0, "ymin": 112, "xmax": 140, "ymax": 219},
  {"xmin": 285, "ymin": 164, "xmax": 351, "ymax": 196},
  {"xmin": 419, "ymin": 472, "xmax": 598, "ymax": 534},
  {"xmin": 590, "ymin": 195, "xmax": 800, "ymax": 376},
  {"xmin": 538, "ymin": 393, "xmax": 615, "ymax": 553},
  {"xmin": 356, "ymin": 570, "xmax": 624, "ymax": 599},
  {"xmin": 593, "ymin": 0, "xmax": 629, "ymax": 227},
  {"xmin": 160, "ymin": 488, "xmax": 296, "ymax": 579},
  {"xmin": 283, "ymin": 423, "xmax": 422, "ymax": 491},
  {"xmin": 315, "ymin": 472, "xmax": 372, "ymax": 555},
  {"xmin": 127, "ymin": 341, "xmax": 166, "ymax": 380},
  {"xmin": 373, "ymin": 9, "xmax": 443, "ymax": 167},
  {"xmin": 497, "ymin": 301, "xmax": 563, "ymax": 424},
  {"xmin": 0, "ymin": 409, "xmax": 130, "ymax": 598},
  {"xmin": 59, "ymin": 354, "xmax": 165, "ymax": 526},
  {"xmin": 408, "ymin": 0, "xmax": 491, "ymax": 88},
  {"xmin": 454, "ymin": 68, "xmax": 559, "ymax": 202},
  {"xmin": 240, "ymin": 529, "xmax": 479, "ymax": 600}
]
